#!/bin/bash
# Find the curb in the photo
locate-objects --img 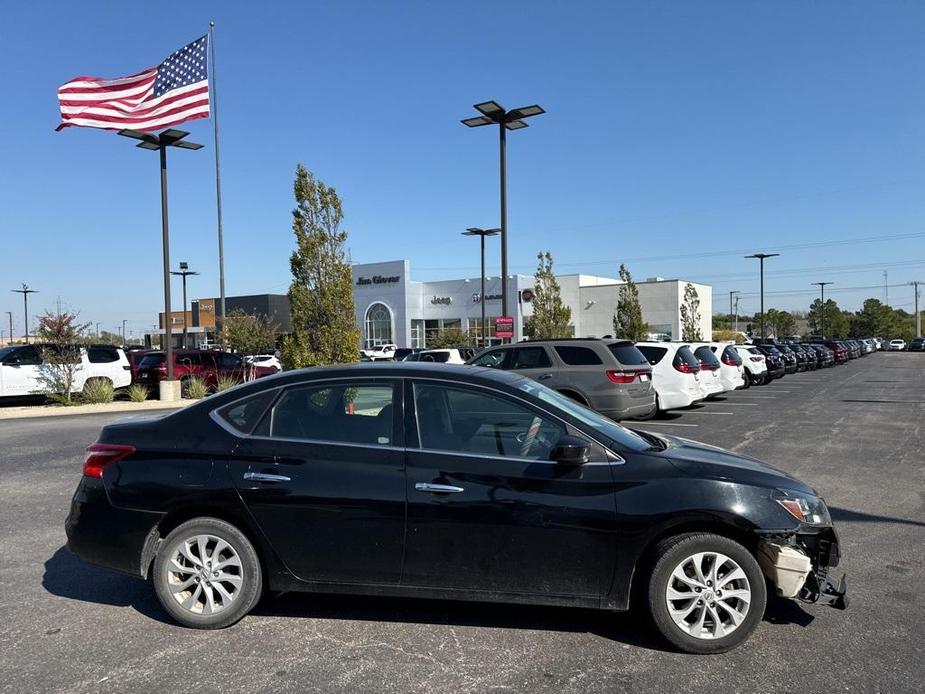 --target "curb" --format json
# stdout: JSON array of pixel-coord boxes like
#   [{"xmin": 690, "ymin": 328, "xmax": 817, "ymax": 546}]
[{"xmin": 0, "ymin": 399, "xmax": 194, "ymax": 421}]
